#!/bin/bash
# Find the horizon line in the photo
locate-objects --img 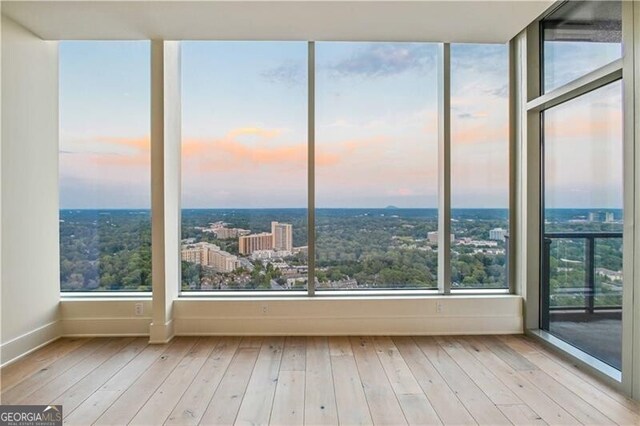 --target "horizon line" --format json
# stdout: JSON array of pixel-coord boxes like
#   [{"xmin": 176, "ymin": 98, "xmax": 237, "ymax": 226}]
[{"xmin": 59, "ymin": 206, "xmax": 623, "ymax": 211}]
